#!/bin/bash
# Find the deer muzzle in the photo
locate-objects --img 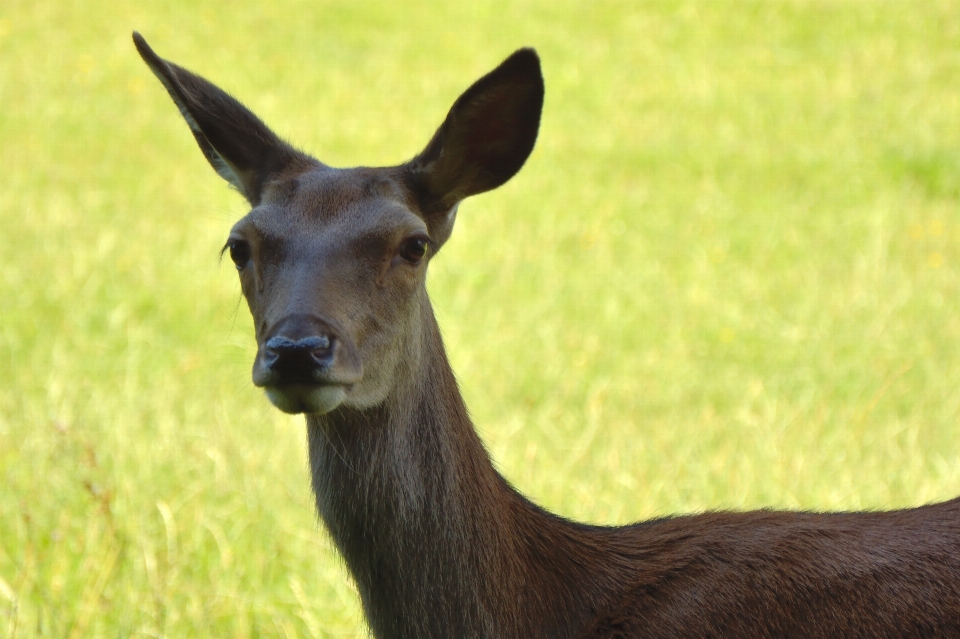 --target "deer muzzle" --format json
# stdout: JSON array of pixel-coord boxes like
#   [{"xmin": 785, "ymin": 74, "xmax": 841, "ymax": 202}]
[{"xmin": 252, "ymin": 314, "xmax": 362, "ymax": 414}]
